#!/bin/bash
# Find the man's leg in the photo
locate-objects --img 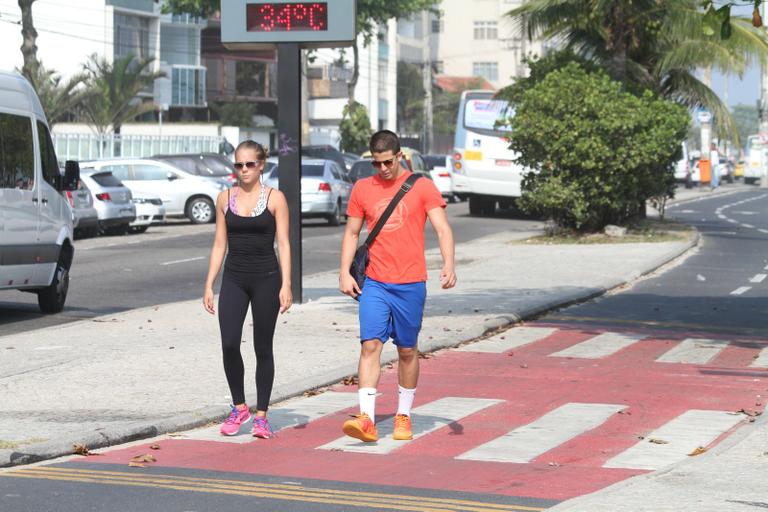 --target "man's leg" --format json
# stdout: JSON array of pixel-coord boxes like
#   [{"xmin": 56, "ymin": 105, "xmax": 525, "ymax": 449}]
[{"xmin": 358, "ymin": 339, "xmax": 385, "ymax": 419}]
